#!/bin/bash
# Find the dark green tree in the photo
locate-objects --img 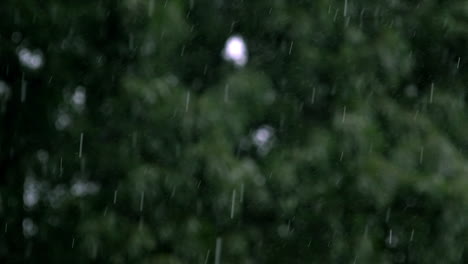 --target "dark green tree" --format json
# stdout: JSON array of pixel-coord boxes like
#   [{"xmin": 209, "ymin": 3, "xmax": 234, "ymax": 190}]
[{"xmin": 2, "ymin": 0, "xmax": 468, "ymax": 263}]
